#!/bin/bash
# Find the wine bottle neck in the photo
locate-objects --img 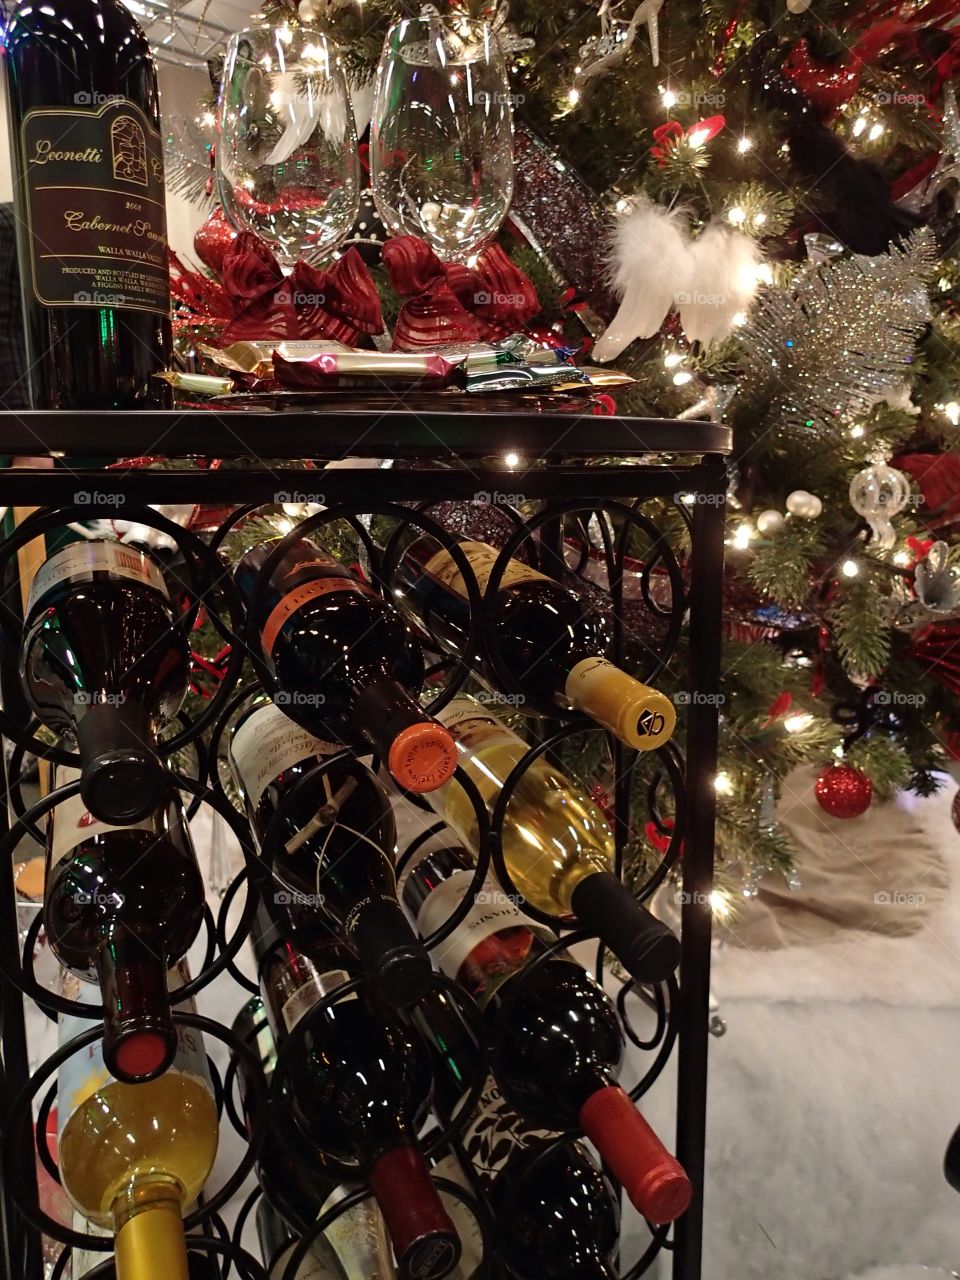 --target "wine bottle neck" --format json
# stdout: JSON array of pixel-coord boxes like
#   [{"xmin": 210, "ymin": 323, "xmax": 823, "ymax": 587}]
[
  {"xmin": 95, "ymin": 935, "xmax": 175, "ymax": 1082},
  {"xmin": 112, "ymin": 1177, "xmax": 189, "ymax": 1280},
  {"xmin": 74, "ymin": 698, "xmax": 165, "ymax": 824}
]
